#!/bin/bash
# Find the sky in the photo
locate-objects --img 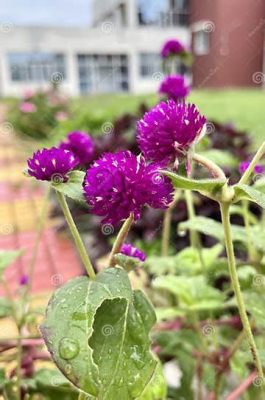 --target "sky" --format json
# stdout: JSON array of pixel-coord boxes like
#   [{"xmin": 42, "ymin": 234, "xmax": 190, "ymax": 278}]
[{"xmin": 0, "ymin": 0, "xmax": 92, "ymax": 27}]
